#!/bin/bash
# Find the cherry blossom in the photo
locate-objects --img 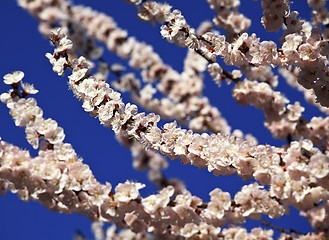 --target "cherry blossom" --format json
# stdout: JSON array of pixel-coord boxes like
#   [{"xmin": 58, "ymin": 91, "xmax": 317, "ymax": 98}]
[
  {"xmin": 2, "ymin": 0, "xmax": 329, "ymax": 239},
  {"xmin": 3, "ymin": 71, "xmax": 24, "ymax": 85}
]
